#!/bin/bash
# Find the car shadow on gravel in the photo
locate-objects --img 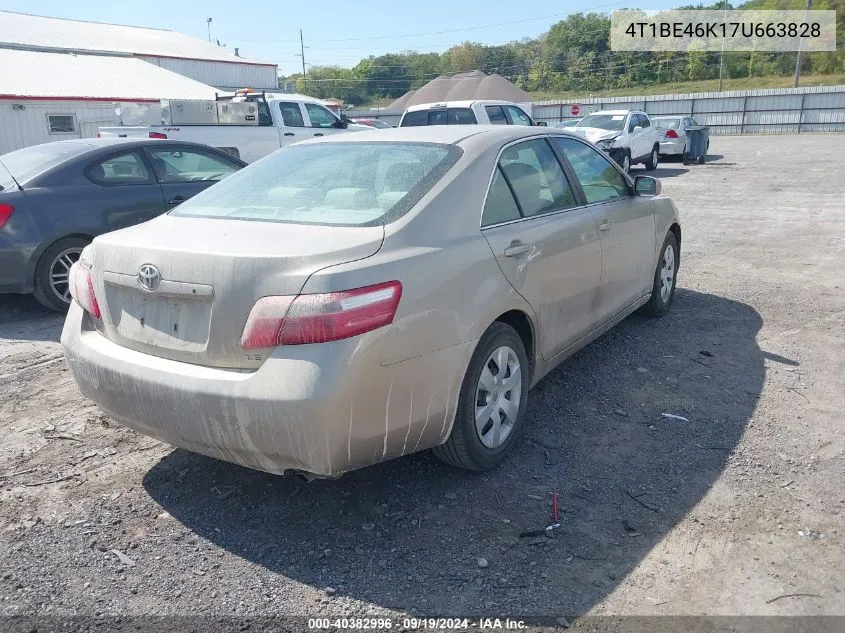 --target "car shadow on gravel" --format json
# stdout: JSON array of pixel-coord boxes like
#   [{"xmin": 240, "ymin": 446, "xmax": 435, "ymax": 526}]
[
  {"xmin": 0, "ymin": 295, "xmax": 64, "ymax": 343},
  {"xmin": 143, "ymin": 288, "xmax": 765, "ymax": 618}
]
